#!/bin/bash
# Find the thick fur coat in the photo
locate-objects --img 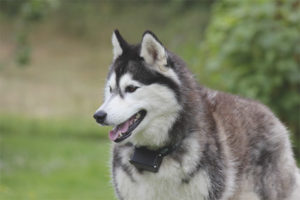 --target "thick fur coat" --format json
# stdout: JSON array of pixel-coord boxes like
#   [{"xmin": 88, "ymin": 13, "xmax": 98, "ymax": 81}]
[{"xmin": 93, "ymin": 30, "xmax": 300, "ymax": 200}]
